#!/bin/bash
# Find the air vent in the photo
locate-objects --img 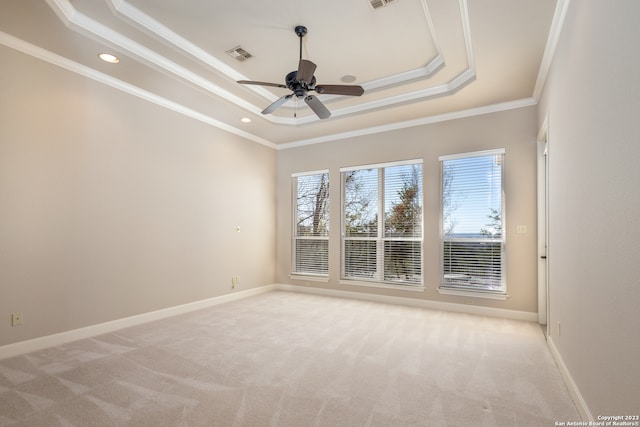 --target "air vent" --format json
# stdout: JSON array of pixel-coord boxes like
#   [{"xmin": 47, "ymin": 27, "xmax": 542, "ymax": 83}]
[
  {"xmin": 369, "ymin": 0, "xmax": 398, "ymax": 10},
  {"xmin": 226, "ymin": 46, "xmax": 252, "ymax": 62}
]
